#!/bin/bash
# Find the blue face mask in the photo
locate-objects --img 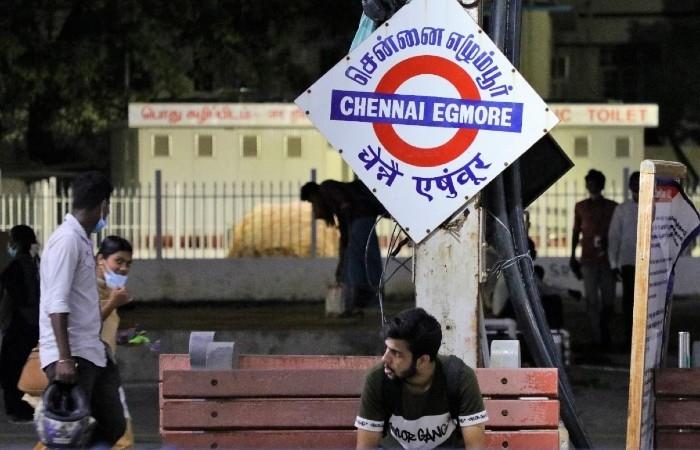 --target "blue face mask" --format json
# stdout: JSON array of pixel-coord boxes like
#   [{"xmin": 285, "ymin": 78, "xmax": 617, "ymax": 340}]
[
  {"xmin": 93, "ymin": 217, "xmax": 107, "ymax": 234},
  {"xmin": 7, "ymin": 245, "xmax": 17, "ymax": 259},
  {"xmin": 92, "ymin": 202, "xmax": 108, "ymax": 234},
  {"xmin": 104, "ymin": 267, "xmax": 128, "ymax": 289}
]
